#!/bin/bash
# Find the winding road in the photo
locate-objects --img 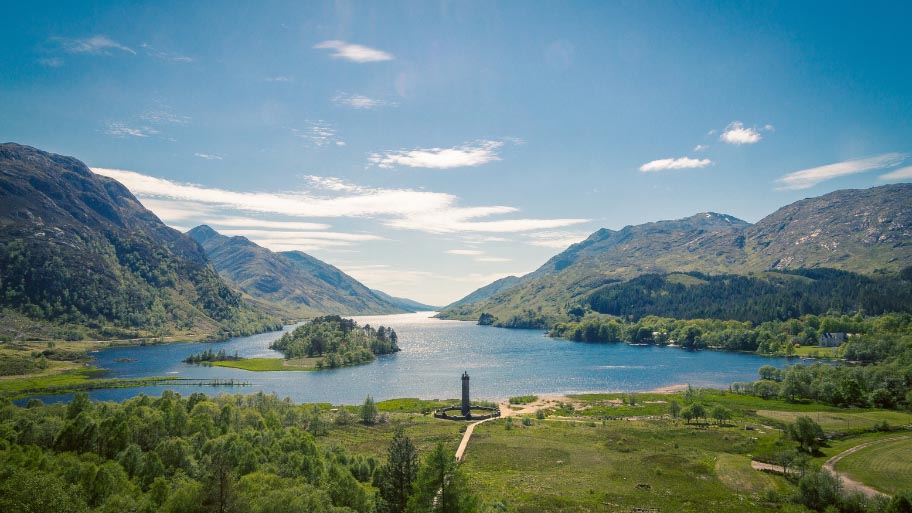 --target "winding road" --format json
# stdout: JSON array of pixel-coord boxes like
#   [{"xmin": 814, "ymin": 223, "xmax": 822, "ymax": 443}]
[
  {"xmin": 751, "ymin": 435, "xmax": 911, "ymax": 498},
  {"xmin": 822, "ymin": 435, "xmax": 911, "ymax": 498}
]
